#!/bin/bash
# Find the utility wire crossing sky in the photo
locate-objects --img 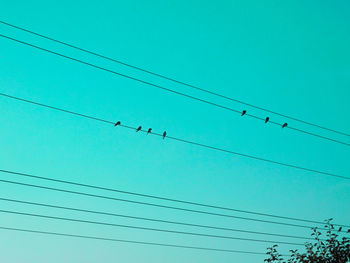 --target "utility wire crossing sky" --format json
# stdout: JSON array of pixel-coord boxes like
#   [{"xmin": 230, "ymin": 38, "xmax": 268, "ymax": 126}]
[
  {"xmin": 0, "ymin": 33, "xmax": 349, "ymax": 147},
  {"xmin": 0, "ymin": 226, "xmax": 272, "ymax": 255},
  {"xmin": 1, "ymin": 9, "xmax": 349, "ymax": 262},
  {"xmin": 0, "ymin": 92, "xmax": 347, "ymax": 180},
  {"xmin": 0, "ymin": 197, "xmax": 319, "ymax": 241},
  {"xmin": 1, "ymin": 19, "xmax": 349, "ymax": 138},
  {"xmin": 0, "ymin": 209, "xmax": 306, "ymax": 246},
  {"xmin": 1, "ymin": 169, "xmax": 349, "ymax": 233},
  {"xmin": 1, "ymin": 169, "xmax": 348, "ymax": 228}
]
